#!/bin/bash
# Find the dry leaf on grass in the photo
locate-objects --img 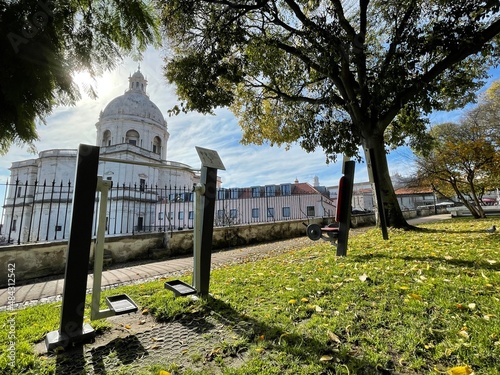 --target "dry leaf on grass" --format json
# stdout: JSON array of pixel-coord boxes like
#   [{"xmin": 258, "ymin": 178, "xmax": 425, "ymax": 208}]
[
  {"xmin": 327, "ymin": 331, "xmax": 341, "ymax": 344},
  {"xmin": 446, "ymin": 365, "xmax": 474, "ymax": 375}
]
